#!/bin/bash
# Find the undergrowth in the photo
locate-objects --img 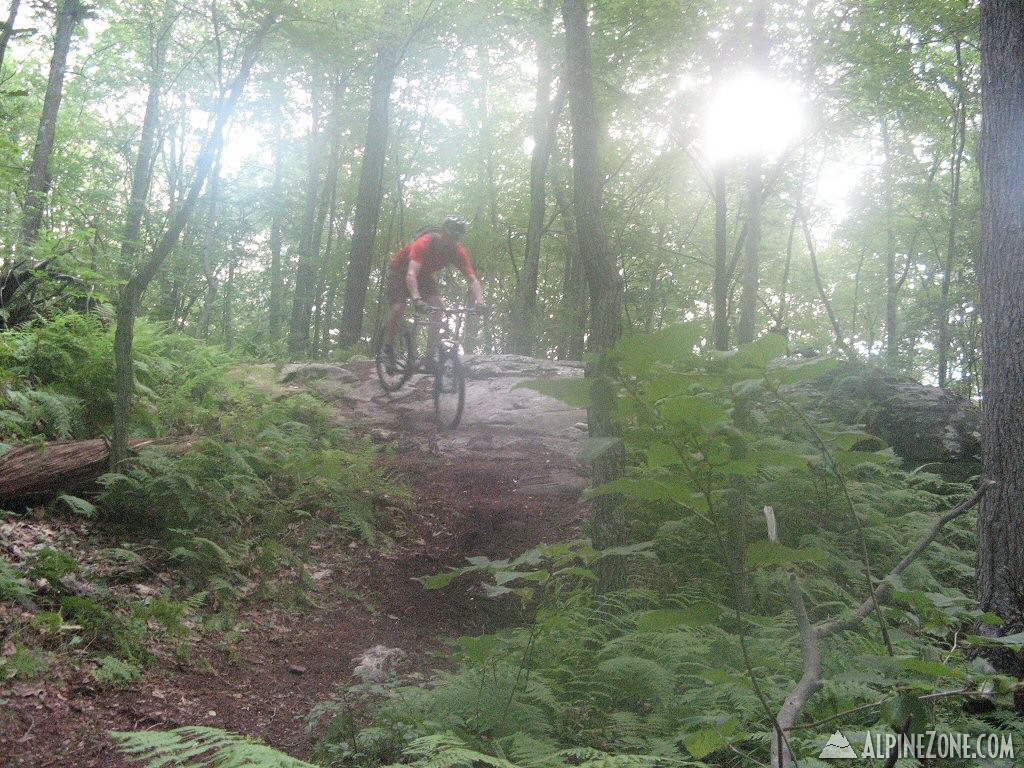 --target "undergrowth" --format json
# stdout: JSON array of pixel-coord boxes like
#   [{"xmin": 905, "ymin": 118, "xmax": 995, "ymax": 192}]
[
  {"xmin": 0, "ymin": 310, "xmax": 405, "ymax": 685},
  {"xmin": 299, "ymin": 326, "xmax": 1019, "ymax": 768},
  {"xmin": 62, "ymin": 321, "xmax": 1019, "ymax": 767}
]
